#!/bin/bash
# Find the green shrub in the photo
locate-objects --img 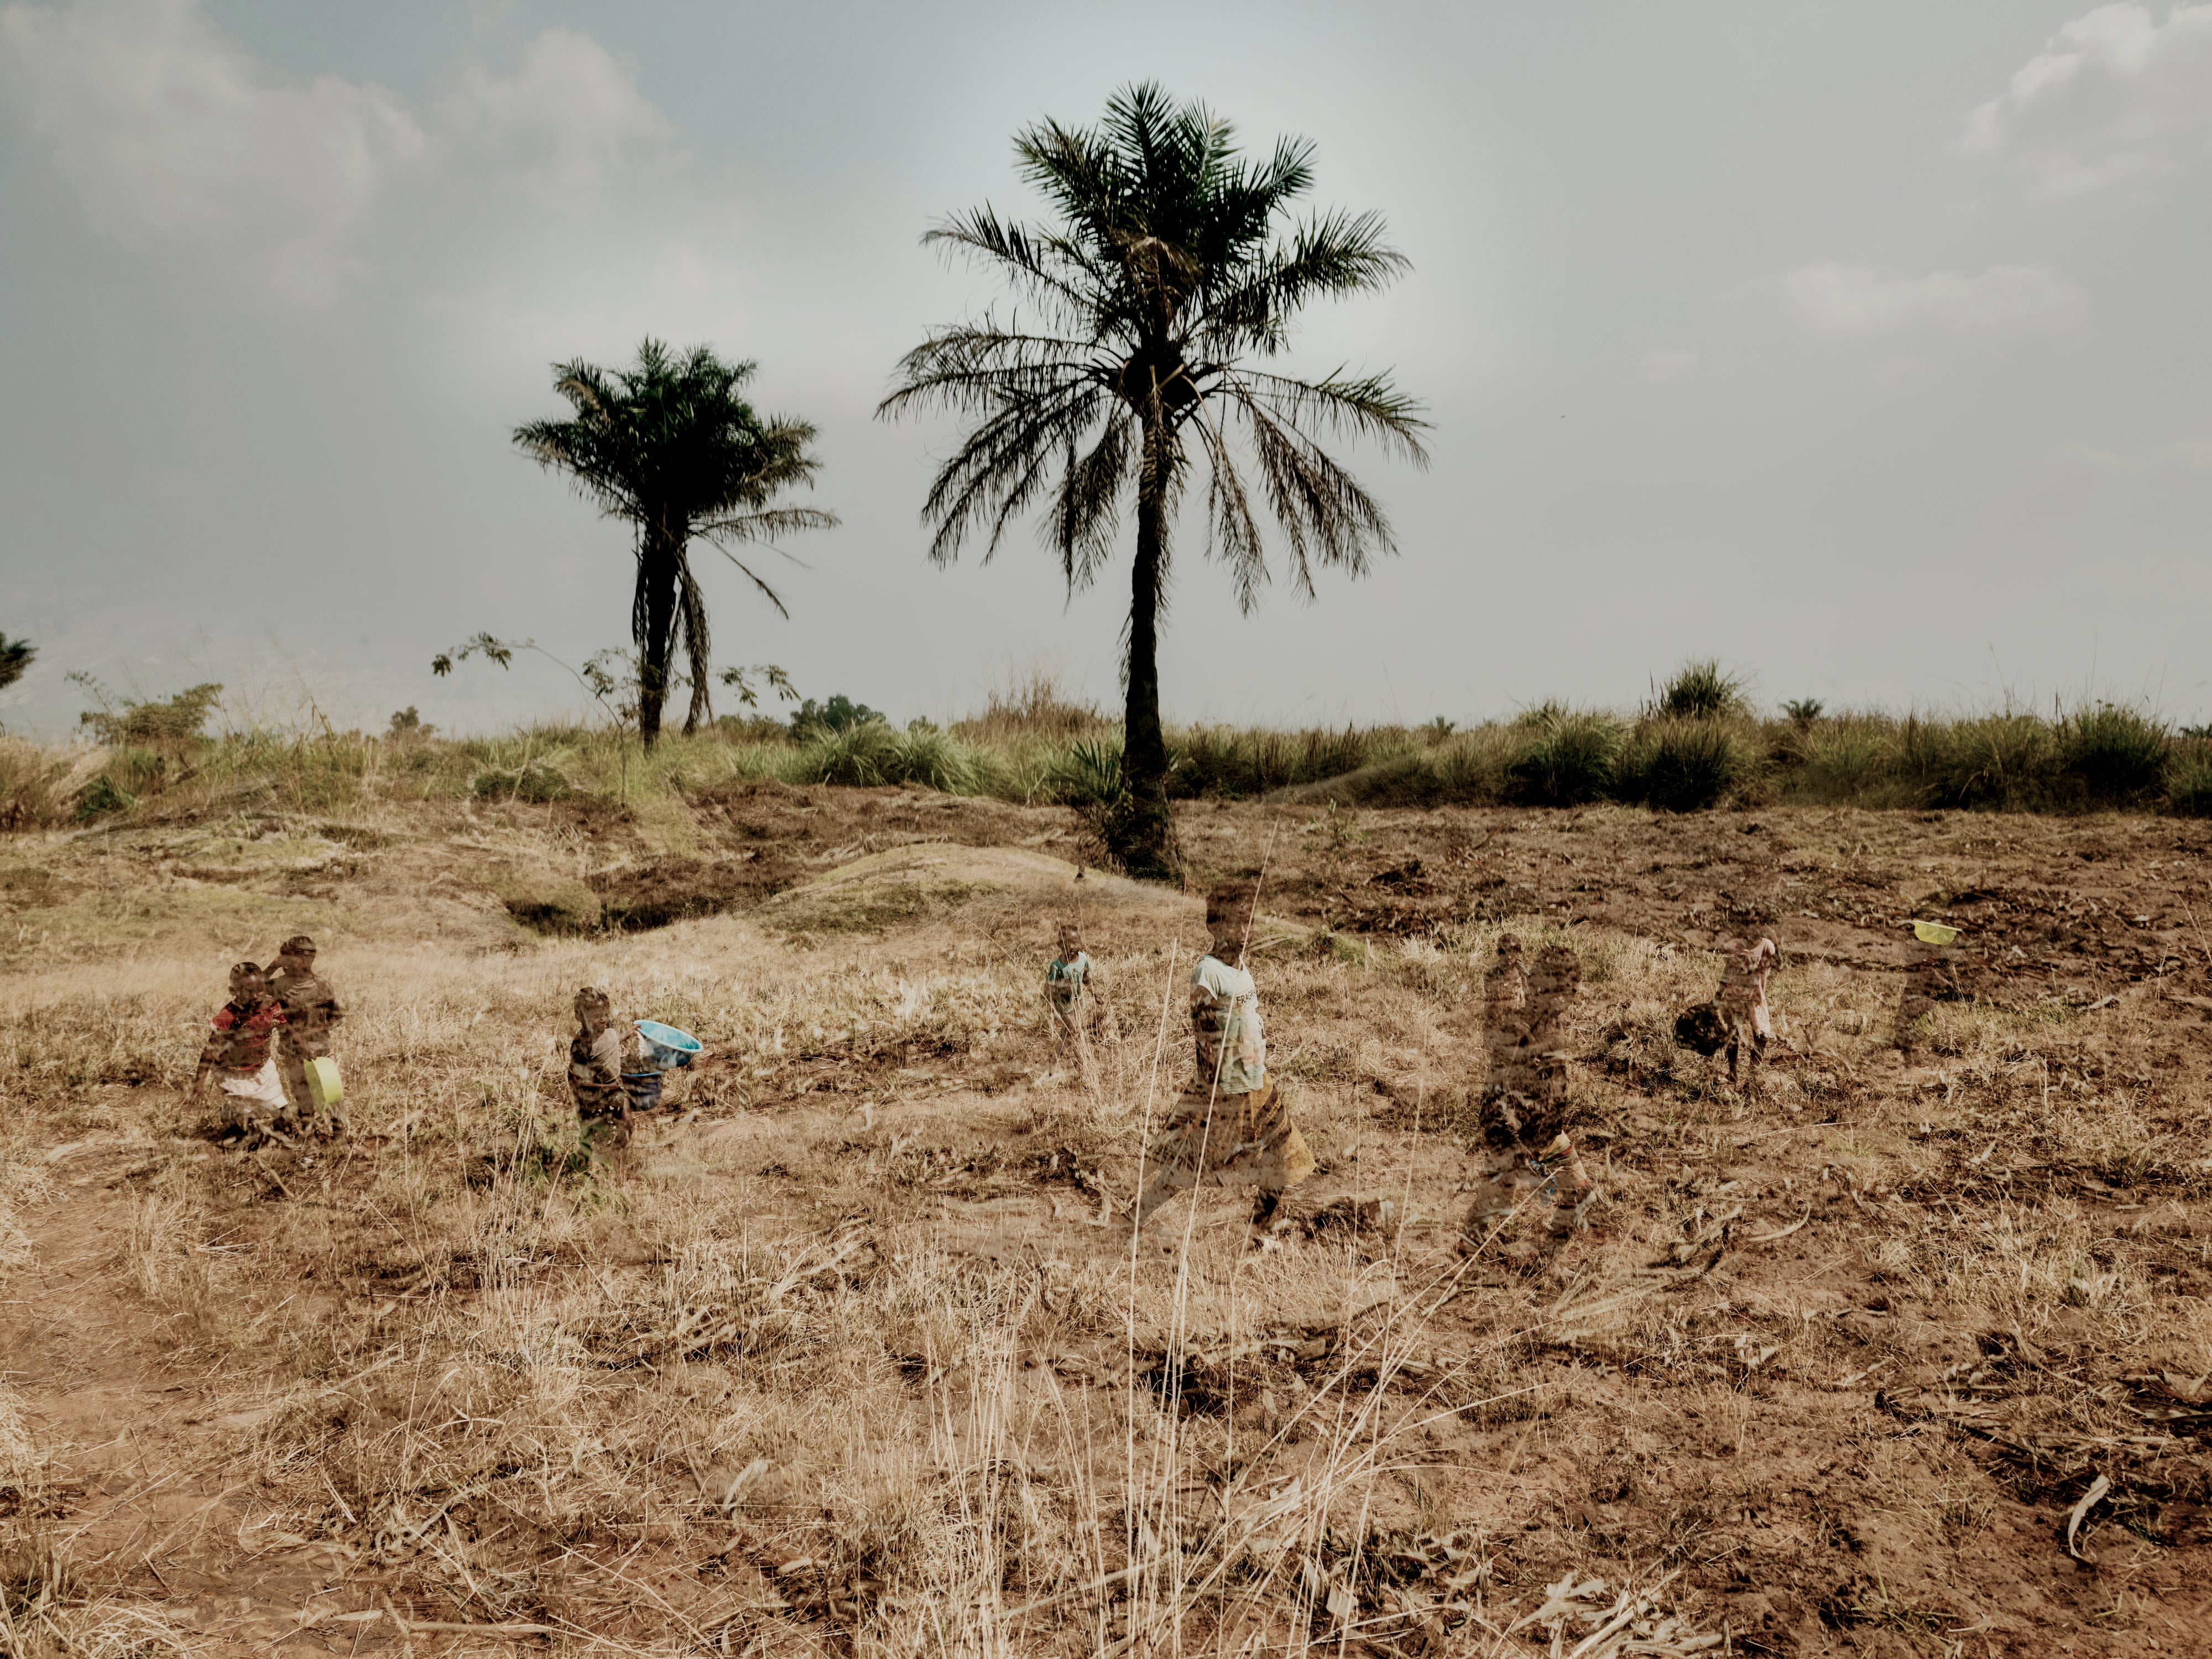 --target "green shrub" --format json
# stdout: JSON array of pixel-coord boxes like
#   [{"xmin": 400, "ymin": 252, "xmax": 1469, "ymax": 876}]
[
  {"xmin": 2167, "ymin": 747, "xmax": 2212, "ymax": 817},
  {"xmin": 790, "ymin": 720, "xmax": 983, "ymax": 794},
  {"xmin": 72, "ymin": 771, "xmax": 134, "ymax": 821},
  {"xmin": 1899, "ymin": 713, "xmax": 2056, "ymax": 809},
  {"xmin": 75, "ymin": 681, "xmax": 224, "ymax": 751},
  {"xmin": 1049, "ymin": 738, "xmax": 1123, "ymax": 806},
  {"xmin": 1170, "ymin": 724, "xmax": 1389, "ymax": 798},
  {"xmin": 1618, "ymin": 717, "xmax": 1754, "ymax": 812},
  {"xmin": 2063, "ymin": 703, "xmax": 2168, "ymax": 804},
  {"xmin": 789, "ymin": 694, "xmax": 883, "ymax": 739},
  {"xmin": 1505, "ymin": 708, "xmax": 1622, "ymax": 806},
  {"xmin": 1652, "ymin": 659, "xmax": 1748, "ymax": 721}
]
